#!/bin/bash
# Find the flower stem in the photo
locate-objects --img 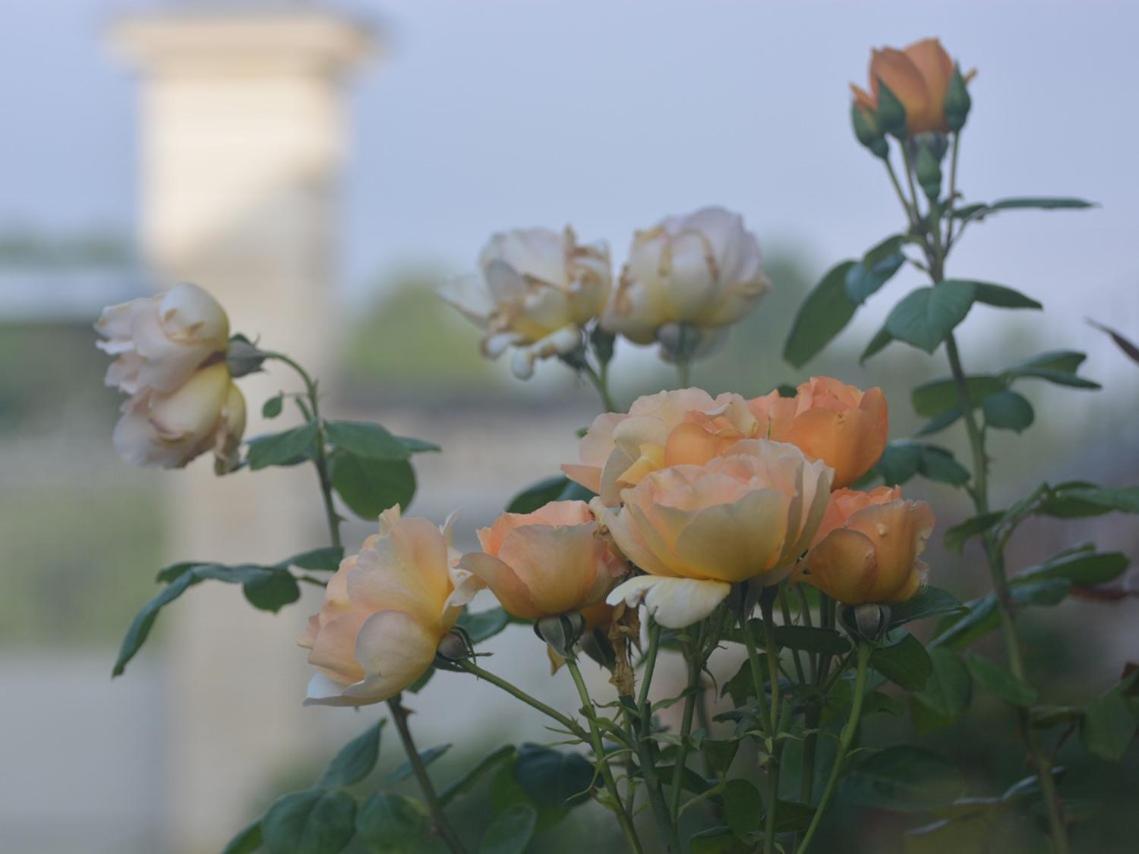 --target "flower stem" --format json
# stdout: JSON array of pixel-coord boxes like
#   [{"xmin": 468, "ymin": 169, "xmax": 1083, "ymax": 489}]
[
  {"xmin": 797, "ymin": 642, "xmax": 871, "ymax": 854},
  {"xmin": 676, "ymin": 358, "xmax": 691, "ymax": 388},
  {"xmin": 633, "ymin": 620, "xmax": 679, "ymax": 851},
  {"xmin": 760, "ymin": 598, "xmax": 783, "ymax": 854},
  {"xmin": 455, "ymin": 659, "xmax": 589, "ymax": 741},
  {"xmin": 565, "ymin": 657, "xmax": 644, "ymax": 854},
  {"xmin": 669, "ymin": 625, "xmax": 706, "ymax": 819},
  {"xmin": 388, "ymin": 695, "xmax": 467, "ymax": 853},
  {"xmin": 581, "ymin": 362, "xmax": 617, "ymax": 412}
]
